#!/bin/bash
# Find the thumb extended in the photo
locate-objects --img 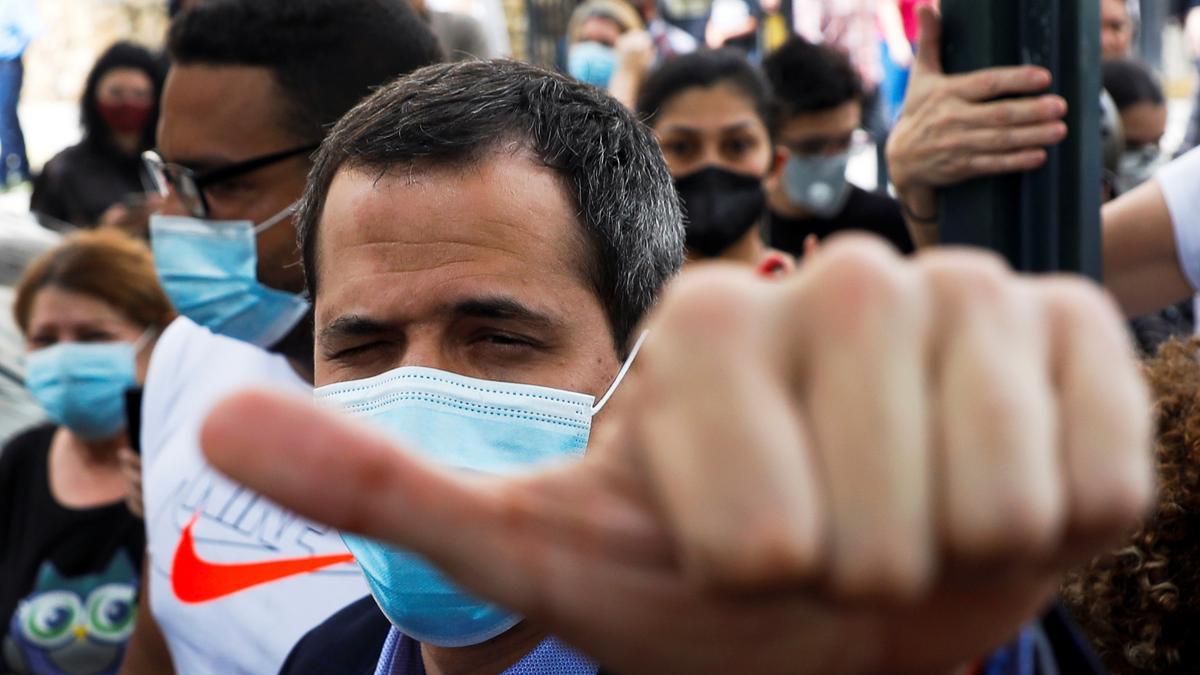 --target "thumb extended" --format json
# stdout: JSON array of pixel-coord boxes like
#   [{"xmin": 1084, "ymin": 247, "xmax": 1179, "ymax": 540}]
[
  {"xmin": 200, "ymin": 389, "xmax": 500, "ymax": 580},
  {"xmin": 913, "ymin": 4, "xmax": 944, "ymax": 74}
]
